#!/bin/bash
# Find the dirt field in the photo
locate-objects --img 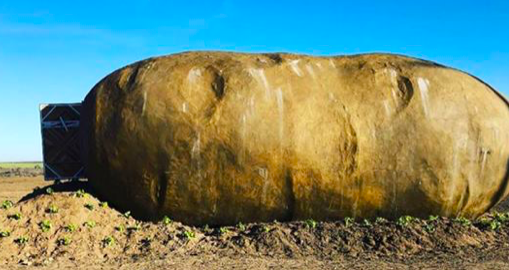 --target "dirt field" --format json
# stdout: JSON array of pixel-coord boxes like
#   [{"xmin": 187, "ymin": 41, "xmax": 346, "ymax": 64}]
[
  {"xmin": 0, "ymin": 162, "xmax": 42, "ymax": 169},
  {"xmin": 1, "ymin": 174, "xmax": 509, "ymax": 269}
]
